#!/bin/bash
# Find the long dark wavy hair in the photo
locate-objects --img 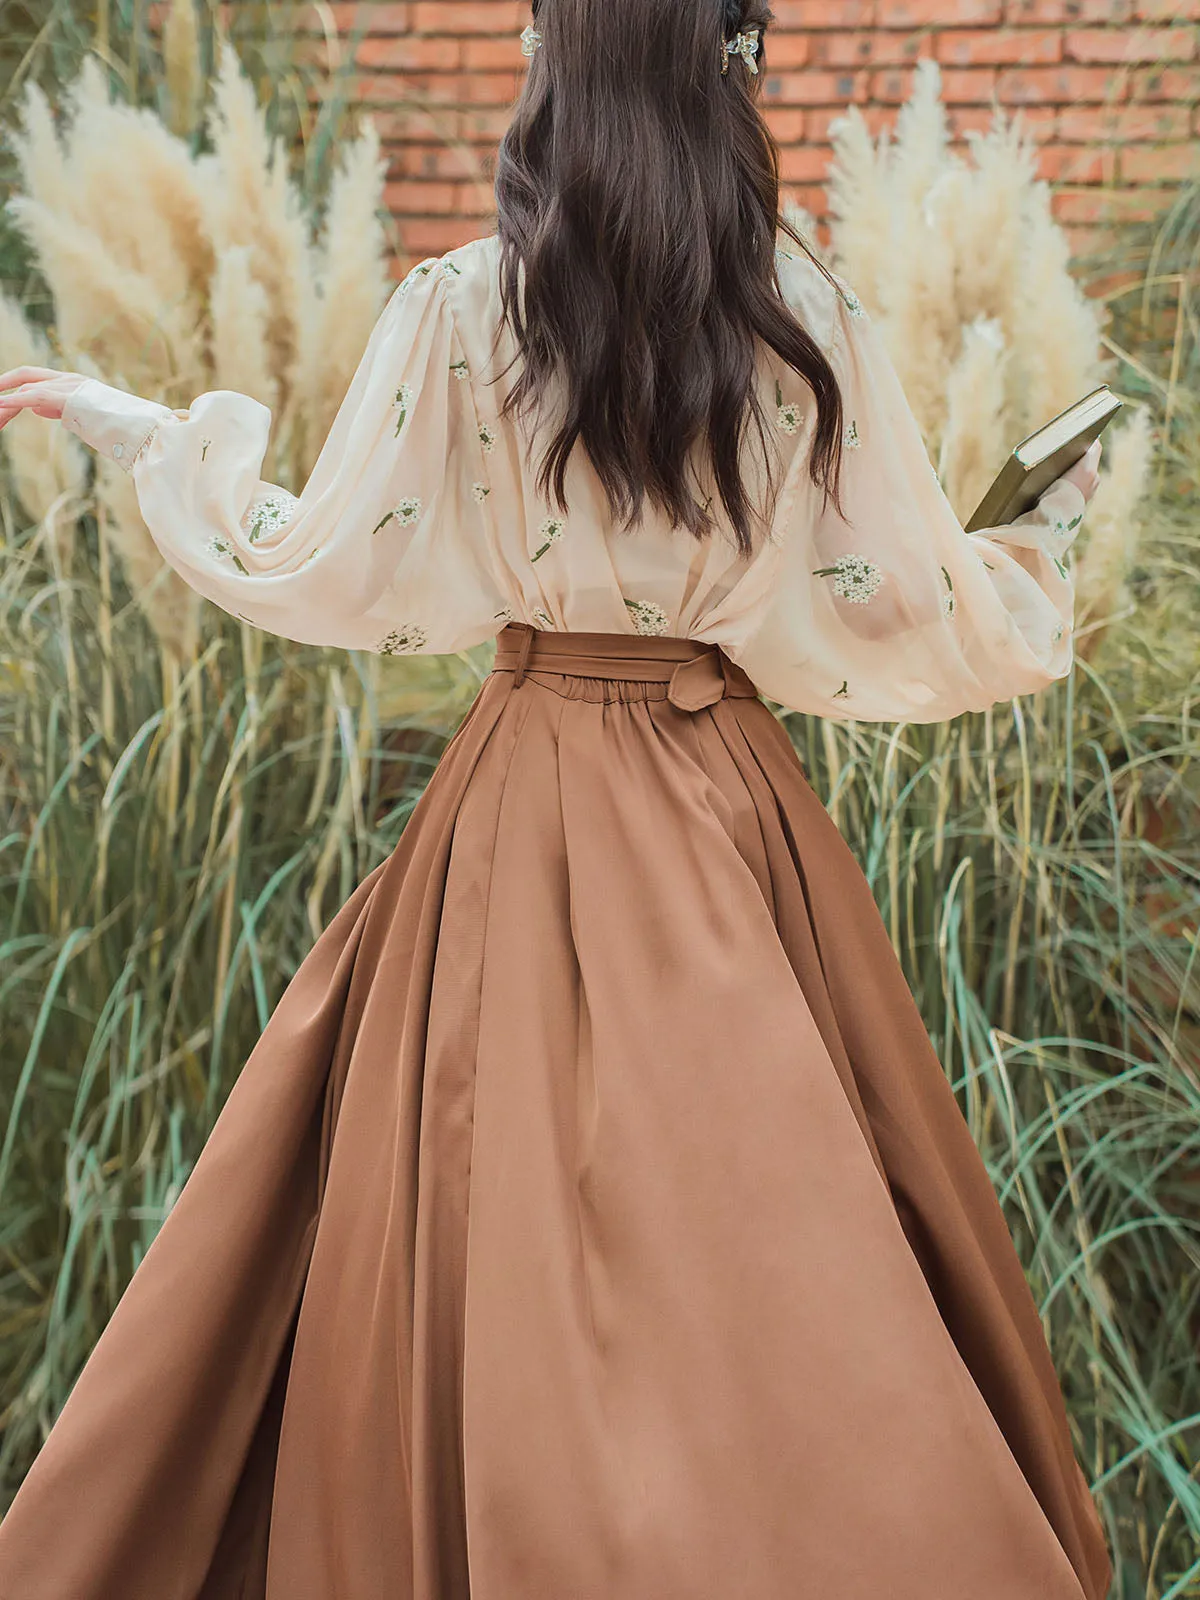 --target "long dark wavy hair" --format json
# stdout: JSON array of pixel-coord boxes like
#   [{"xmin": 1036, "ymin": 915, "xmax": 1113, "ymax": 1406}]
[{"xmin": 490, "ymin": 0, "xmax": 844, "ymax": 558}]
